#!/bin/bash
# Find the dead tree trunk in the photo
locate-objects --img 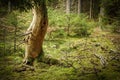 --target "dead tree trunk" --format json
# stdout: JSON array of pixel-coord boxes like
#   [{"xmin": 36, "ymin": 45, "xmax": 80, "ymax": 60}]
[{"xmin": 23, "ymin": 1, "xmax": 48, "ymax": 65}]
